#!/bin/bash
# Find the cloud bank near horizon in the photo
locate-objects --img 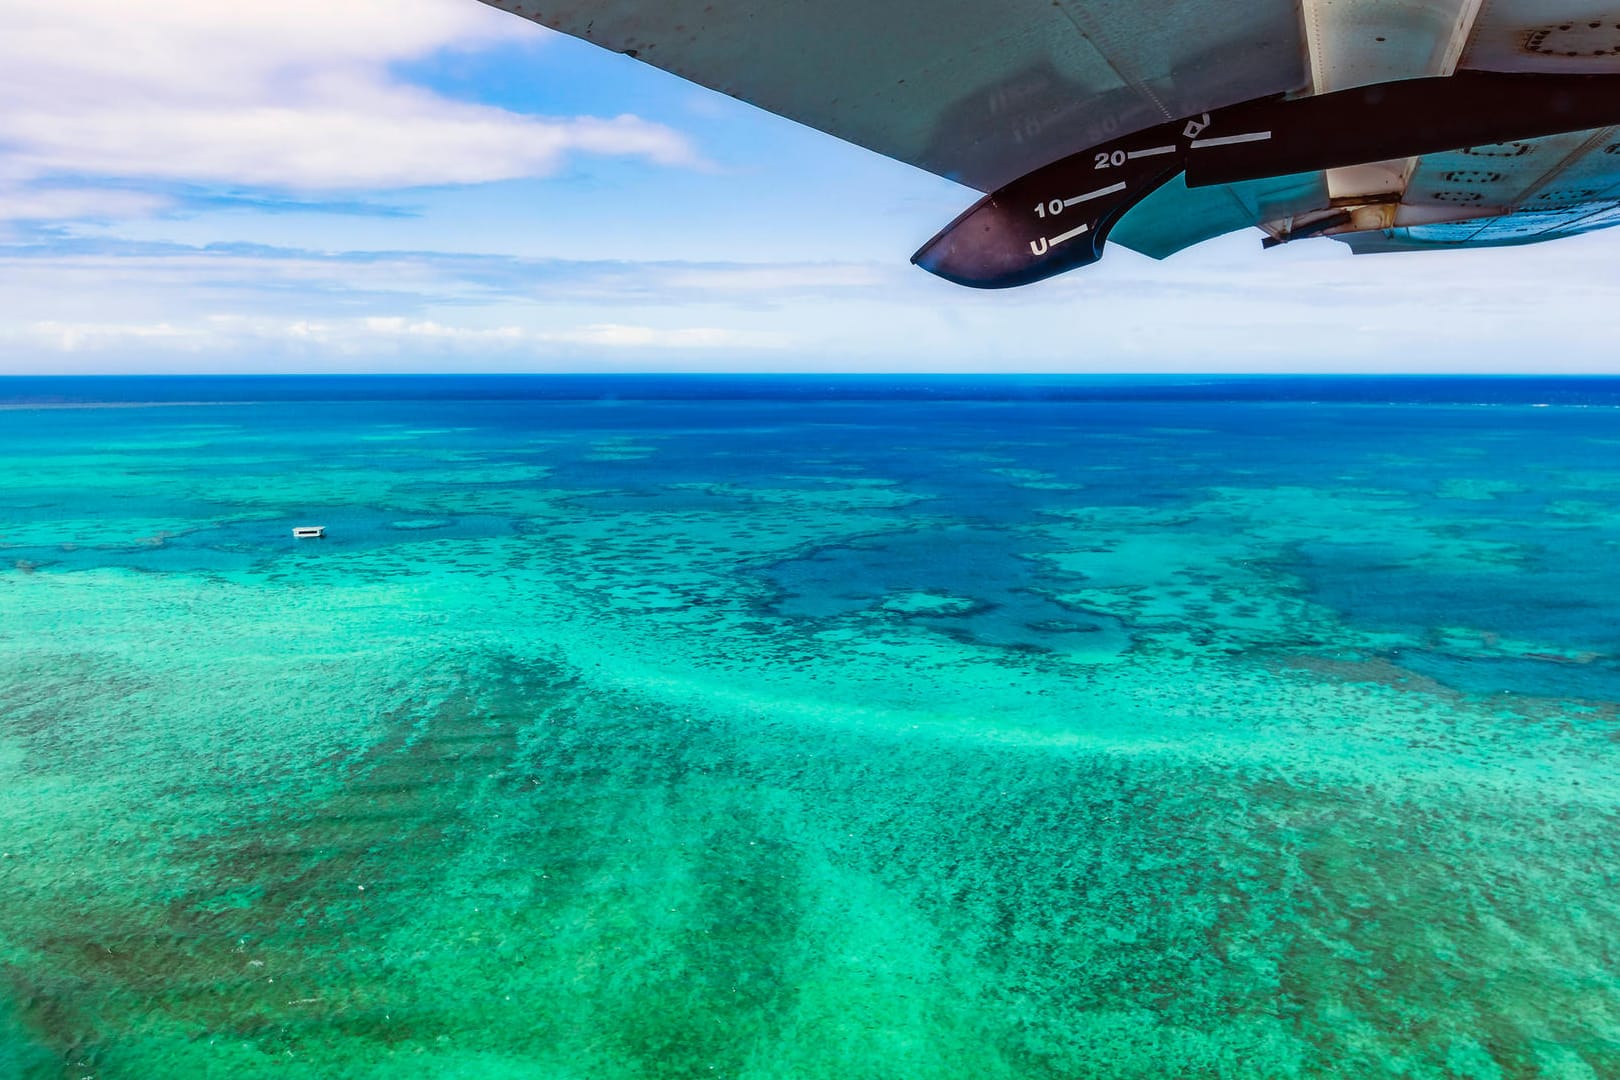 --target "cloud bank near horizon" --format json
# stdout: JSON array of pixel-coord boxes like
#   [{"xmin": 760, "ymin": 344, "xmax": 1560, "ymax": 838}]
[{"xmin": 5, "ymin": 229, "xmax": 1619, "ymax": 374}]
